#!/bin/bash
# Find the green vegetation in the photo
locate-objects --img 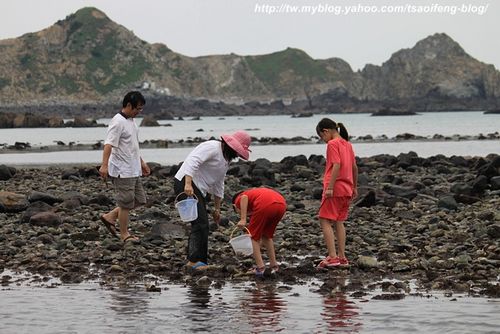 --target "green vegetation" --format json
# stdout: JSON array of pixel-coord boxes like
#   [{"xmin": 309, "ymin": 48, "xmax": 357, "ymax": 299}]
[
  {"xmin": 85, "ymin": 32, "xmax": 150, "ymax": 94},
  {"xmin": 245, "ymin": 48, "xmax": 329, "ymax": 88},
  {"xmin": 66, "ymin": 7, "xmax": 109, "ymax": 52},
  {"xmin": 57, "ymin": 75, "xmax": 79, "ymax": 94},
  {"xmin": 0, "ymin": 77, "xmax": 10, "ymax": 90}
]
